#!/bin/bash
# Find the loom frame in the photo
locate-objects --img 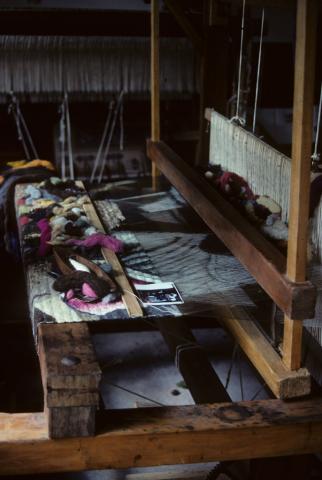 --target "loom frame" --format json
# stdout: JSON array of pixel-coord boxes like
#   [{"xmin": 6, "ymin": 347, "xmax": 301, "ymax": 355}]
[{"xmin": 1, "ymin": 0, "xmax": 322, "ymax": 475}]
